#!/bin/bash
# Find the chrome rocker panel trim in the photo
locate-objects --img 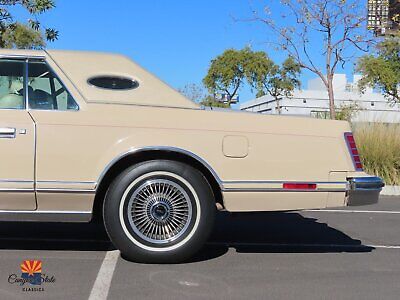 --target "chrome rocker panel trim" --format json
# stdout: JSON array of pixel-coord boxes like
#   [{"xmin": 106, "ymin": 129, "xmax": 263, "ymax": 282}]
[{"xmin": 0, "ymin": 210, "xmax": 92, "ymax": 222}]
